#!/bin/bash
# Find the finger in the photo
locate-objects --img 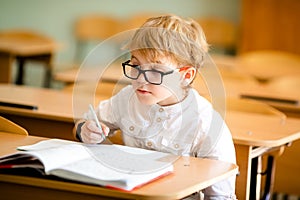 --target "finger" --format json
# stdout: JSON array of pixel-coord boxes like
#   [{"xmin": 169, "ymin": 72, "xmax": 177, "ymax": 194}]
[
  {"xmin": 89, "ymin": 132, "xmax": 104, "ymax": 141},
  {"xmin": 82, "ymin": 132, "xmax": 103, "ymax": 144},
  {"xmin": 102, "ymin": 125, "xmax": 110, "ymax": 136},
  {"xmin": 87, "ymin": 121, "xmax": 103, "ymax": 133}
]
